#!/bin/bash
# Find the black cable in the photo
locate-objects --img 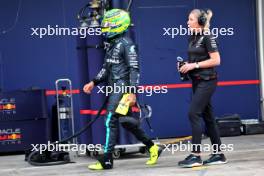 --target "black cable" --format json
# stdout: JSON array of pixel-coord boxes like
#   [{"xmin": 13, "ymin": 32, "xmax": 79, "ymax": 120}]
[
  {"xmin": 1, "ymin": 0, "xmax": 22, "ymax": 35},
  {"xmin": 127, "ymin": 0, "xmax": 133, "ymax": 12},
  {"xmin": 27, "ymin": 150, "xmax": 71, "ymax": 166},
  {"xmin": 27, "ymin": 97, "xmax": 108, "ymax": 166},
  {"xmin": 59, "ymin": 97, "xmax": 108, "ymax": 144},
  {"xmin": 77, "ymin": 3, "xmax": 90, "ymax": 21}
]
